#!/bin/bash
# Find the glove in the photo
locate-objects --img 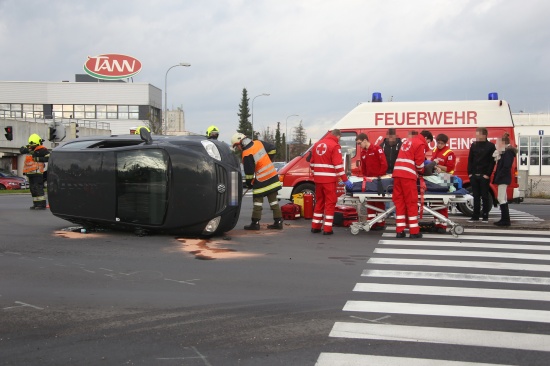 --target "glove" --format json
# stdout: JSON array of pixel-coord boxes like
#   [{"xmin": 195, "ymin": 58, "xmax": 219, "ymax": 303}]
[
  {"xmin": 245, "ymin": 180, "xmax": 253, "ymax": 189},
  {"xmin": 344, "ymin": 180, "xmax": 354, "ymax": 191},
  {"xmin": 20, "ymin": 146, "xmax": 29, "ymax": 154}
]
